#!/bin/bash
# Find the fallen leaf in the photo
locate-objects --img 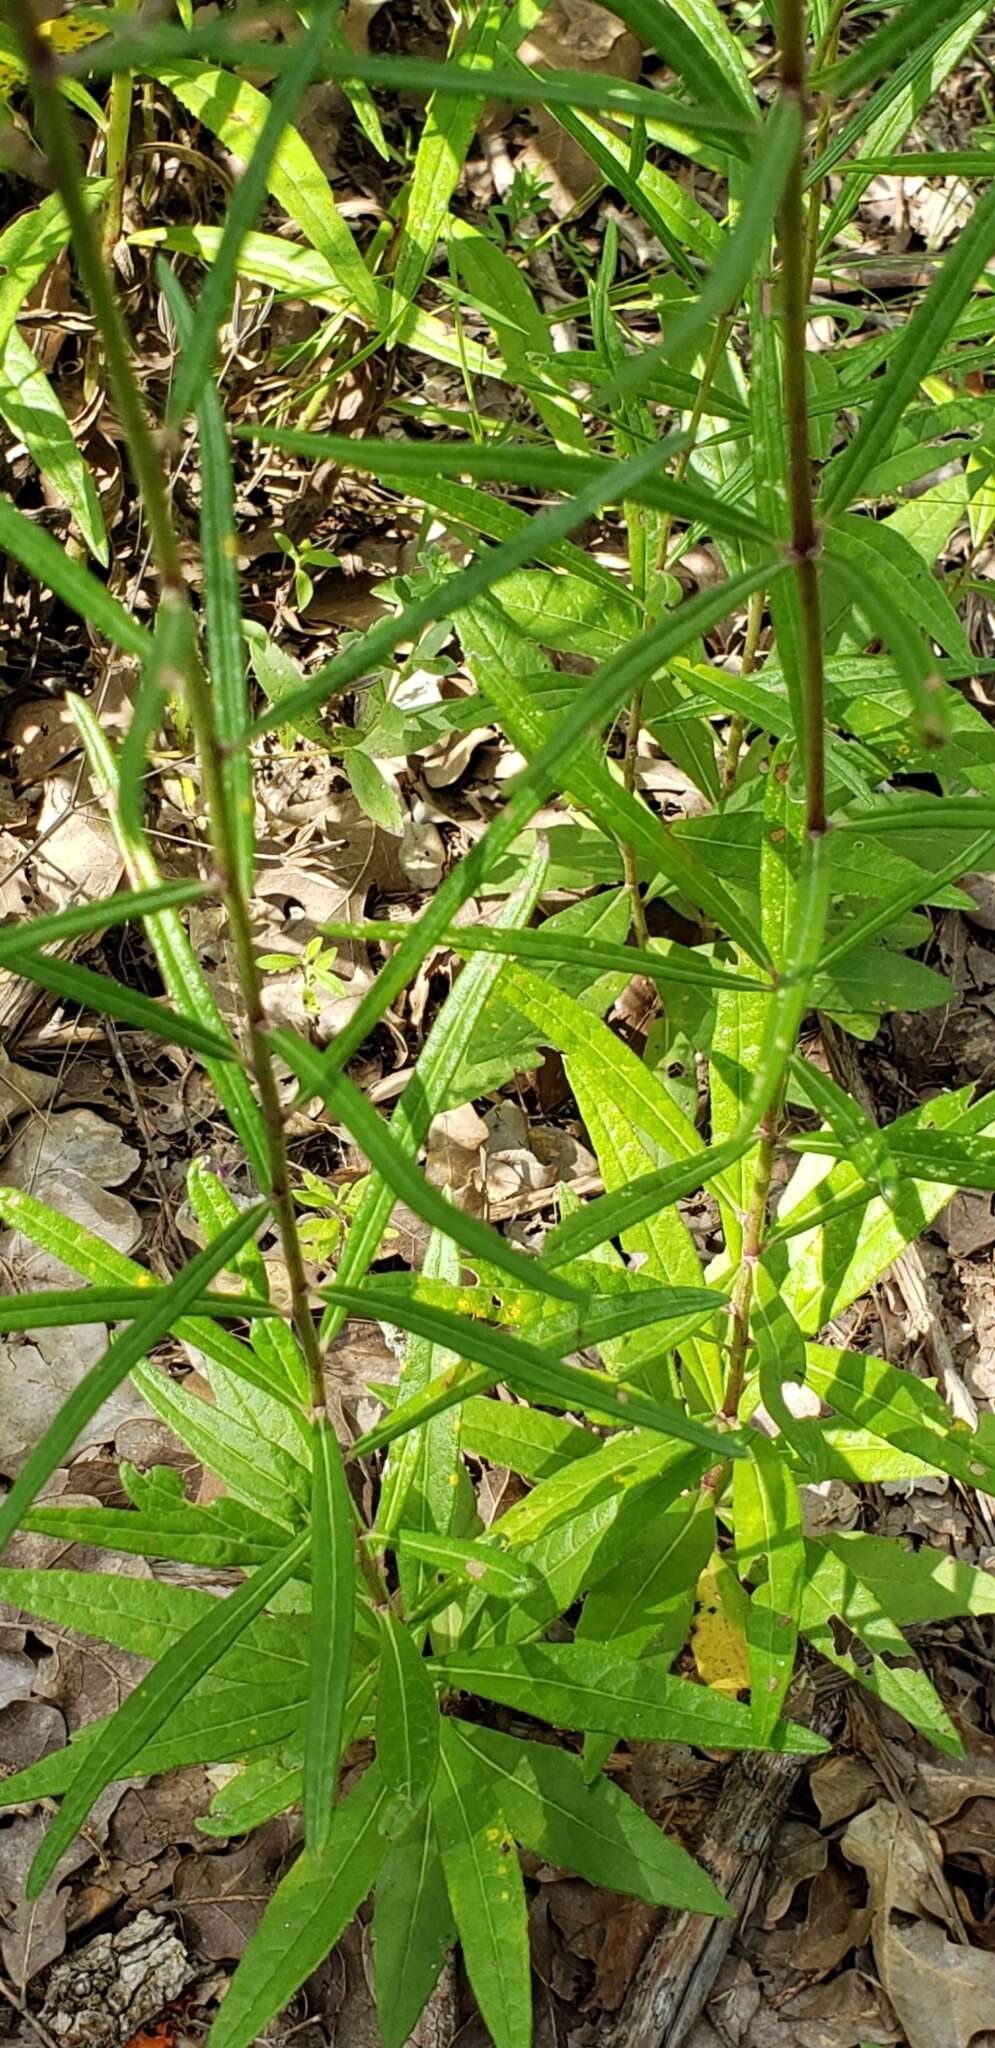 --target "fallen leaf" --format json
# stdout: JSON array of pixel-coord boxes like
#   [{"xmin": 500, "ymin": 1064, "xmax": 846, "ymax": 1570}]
[
  {"xmin": 787, "ymin": 1855, "xmax": 873, "ymax": 1978},
  {"xmin": 0, "ymin": 1048, "xmax": 57, "ymax": 1129},
  {"xmin": 764, "ymin": 1819, "xmax": 827, "ymax": 1926},
  {"xmin": 810, "ymin": 1754, "xmax": 881, "ymax": 1827},
  {"xmin": 516, "ymin": 0, "xmax": 642, "ymax": 216},
  {"xmin": 843, "ymin": 1799, "xmax": 995, "ymax": 2048},
  {"xmin": 173, "ymin": 1818, "xmax": 295, "ymax": 1960}
]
